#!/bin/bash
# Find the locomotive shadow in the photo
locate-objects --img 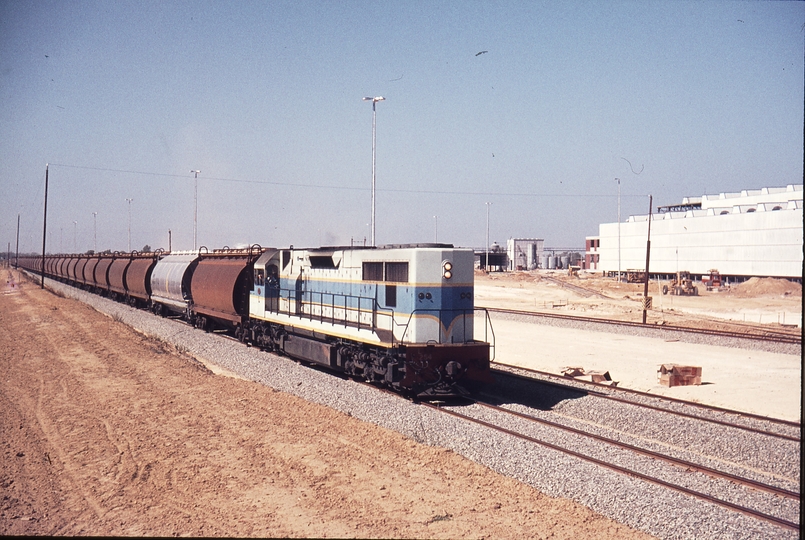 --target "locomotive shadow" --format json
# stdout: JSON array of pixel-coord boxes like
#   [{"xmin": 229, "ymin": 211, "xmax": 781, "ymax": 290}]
[{"xmin": 478, "ymin": 371, "xmax": 589, "ymax": 411}]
